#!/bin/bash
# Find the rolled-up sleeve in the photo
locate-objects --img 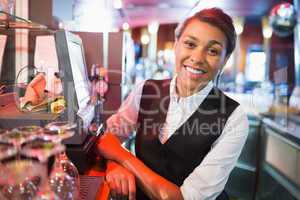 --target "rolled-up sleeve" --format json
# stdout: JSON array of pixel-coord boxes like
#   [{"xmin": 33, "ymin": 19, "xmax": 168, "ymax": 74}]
[
  {"xmin": 180, "ymin": 105, "xmax": 249, "ymax": 200},
  {"xmin": 106, "ymin": 81, "xmax": 145, "ymax": 142}
]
